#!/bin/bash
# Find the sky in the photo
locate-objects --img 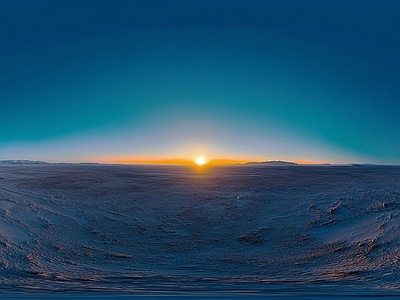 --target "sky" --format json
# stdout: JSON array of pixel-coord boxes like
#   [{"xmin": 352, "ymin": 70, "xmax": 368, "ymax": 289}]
[{"xmin": 1, "ymin": 0, "xmax": 399, "ymax": 164}]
